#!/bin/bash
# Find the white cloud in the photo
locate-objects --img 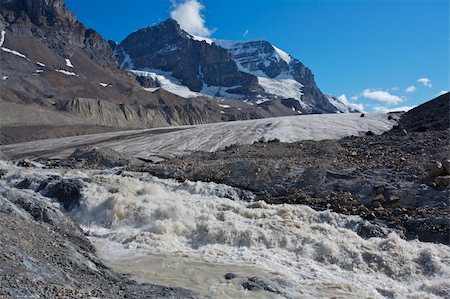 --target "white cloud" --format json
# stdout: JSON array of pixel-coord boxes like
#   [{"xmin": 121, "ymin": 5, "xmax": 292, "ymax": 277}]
[
  {"xmin": 350, "ymin": 95, "xmax": 358, "ymax": 100},
  {"xmin": 242, "ymin": 29, "xmax": 249, "ymax": 38},
  {"xmin": 337, "ymin": 94, "xmax": 365, "ymax": 112},
  {"xmin": 170, "ymin": 0, "xmax": 212, "ymax": 37},
  {"xmin": 436, "ymin": 90, "xmax": 448, "ymax": 96},
  {"xmin": 405, "ymin": 85, "xmax": 416, "ymax": 93},
  {"xmin": 362, "ymin": 89, "xmax": 403, "ymax": 105},
  {"xmin": 417, "ymin": 77, "xmax": 432, "ymax": 87},
  {"xmin": 373, "ymin": 105, "xmax": 417, "ymax": 113}
]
